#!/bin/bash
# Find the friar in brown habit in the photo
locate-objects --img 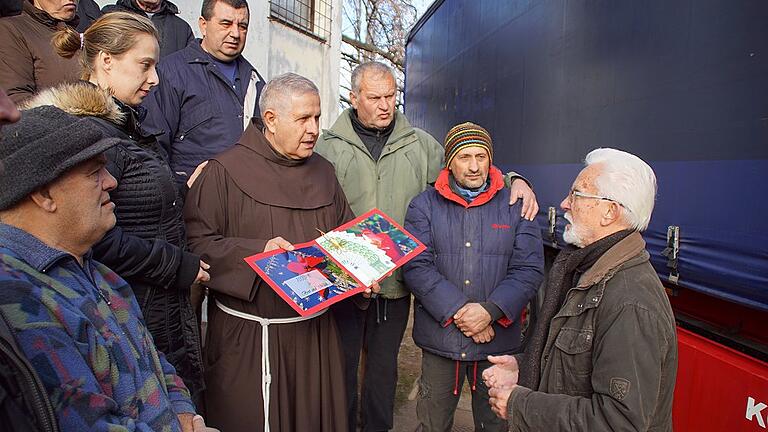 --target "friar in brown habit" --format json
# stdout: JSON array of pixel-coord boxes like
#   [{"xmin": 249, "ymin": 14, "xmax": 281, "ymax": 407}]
[{"xmin": 184, "ymin": 73, "xmax": 369, "ymax": 432}]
